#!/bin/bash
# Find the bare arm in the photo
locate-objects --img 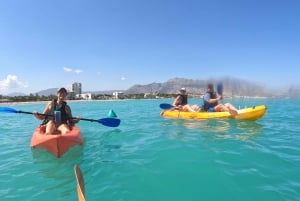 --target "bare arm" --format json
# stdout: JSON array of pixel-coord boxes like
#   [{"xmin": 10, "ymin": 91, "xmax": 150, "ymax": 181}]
[
  {"xmin": 209, "ymin": 96, "xmax": 221, "ymax": 104},
  {"xmin": 172, "ymin": 96, "xmax": 182, "ymax": 106},
  {"xmin": 204, "ymin": 93, "xmax": 221, "ymax": 104},
  {"xmin": 66, "ymin": 105, "xmax": 80, "ymax": 124},
  {"xmin": 33, "ymin": 102, "xmax": 51, "ymax": 120}
]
